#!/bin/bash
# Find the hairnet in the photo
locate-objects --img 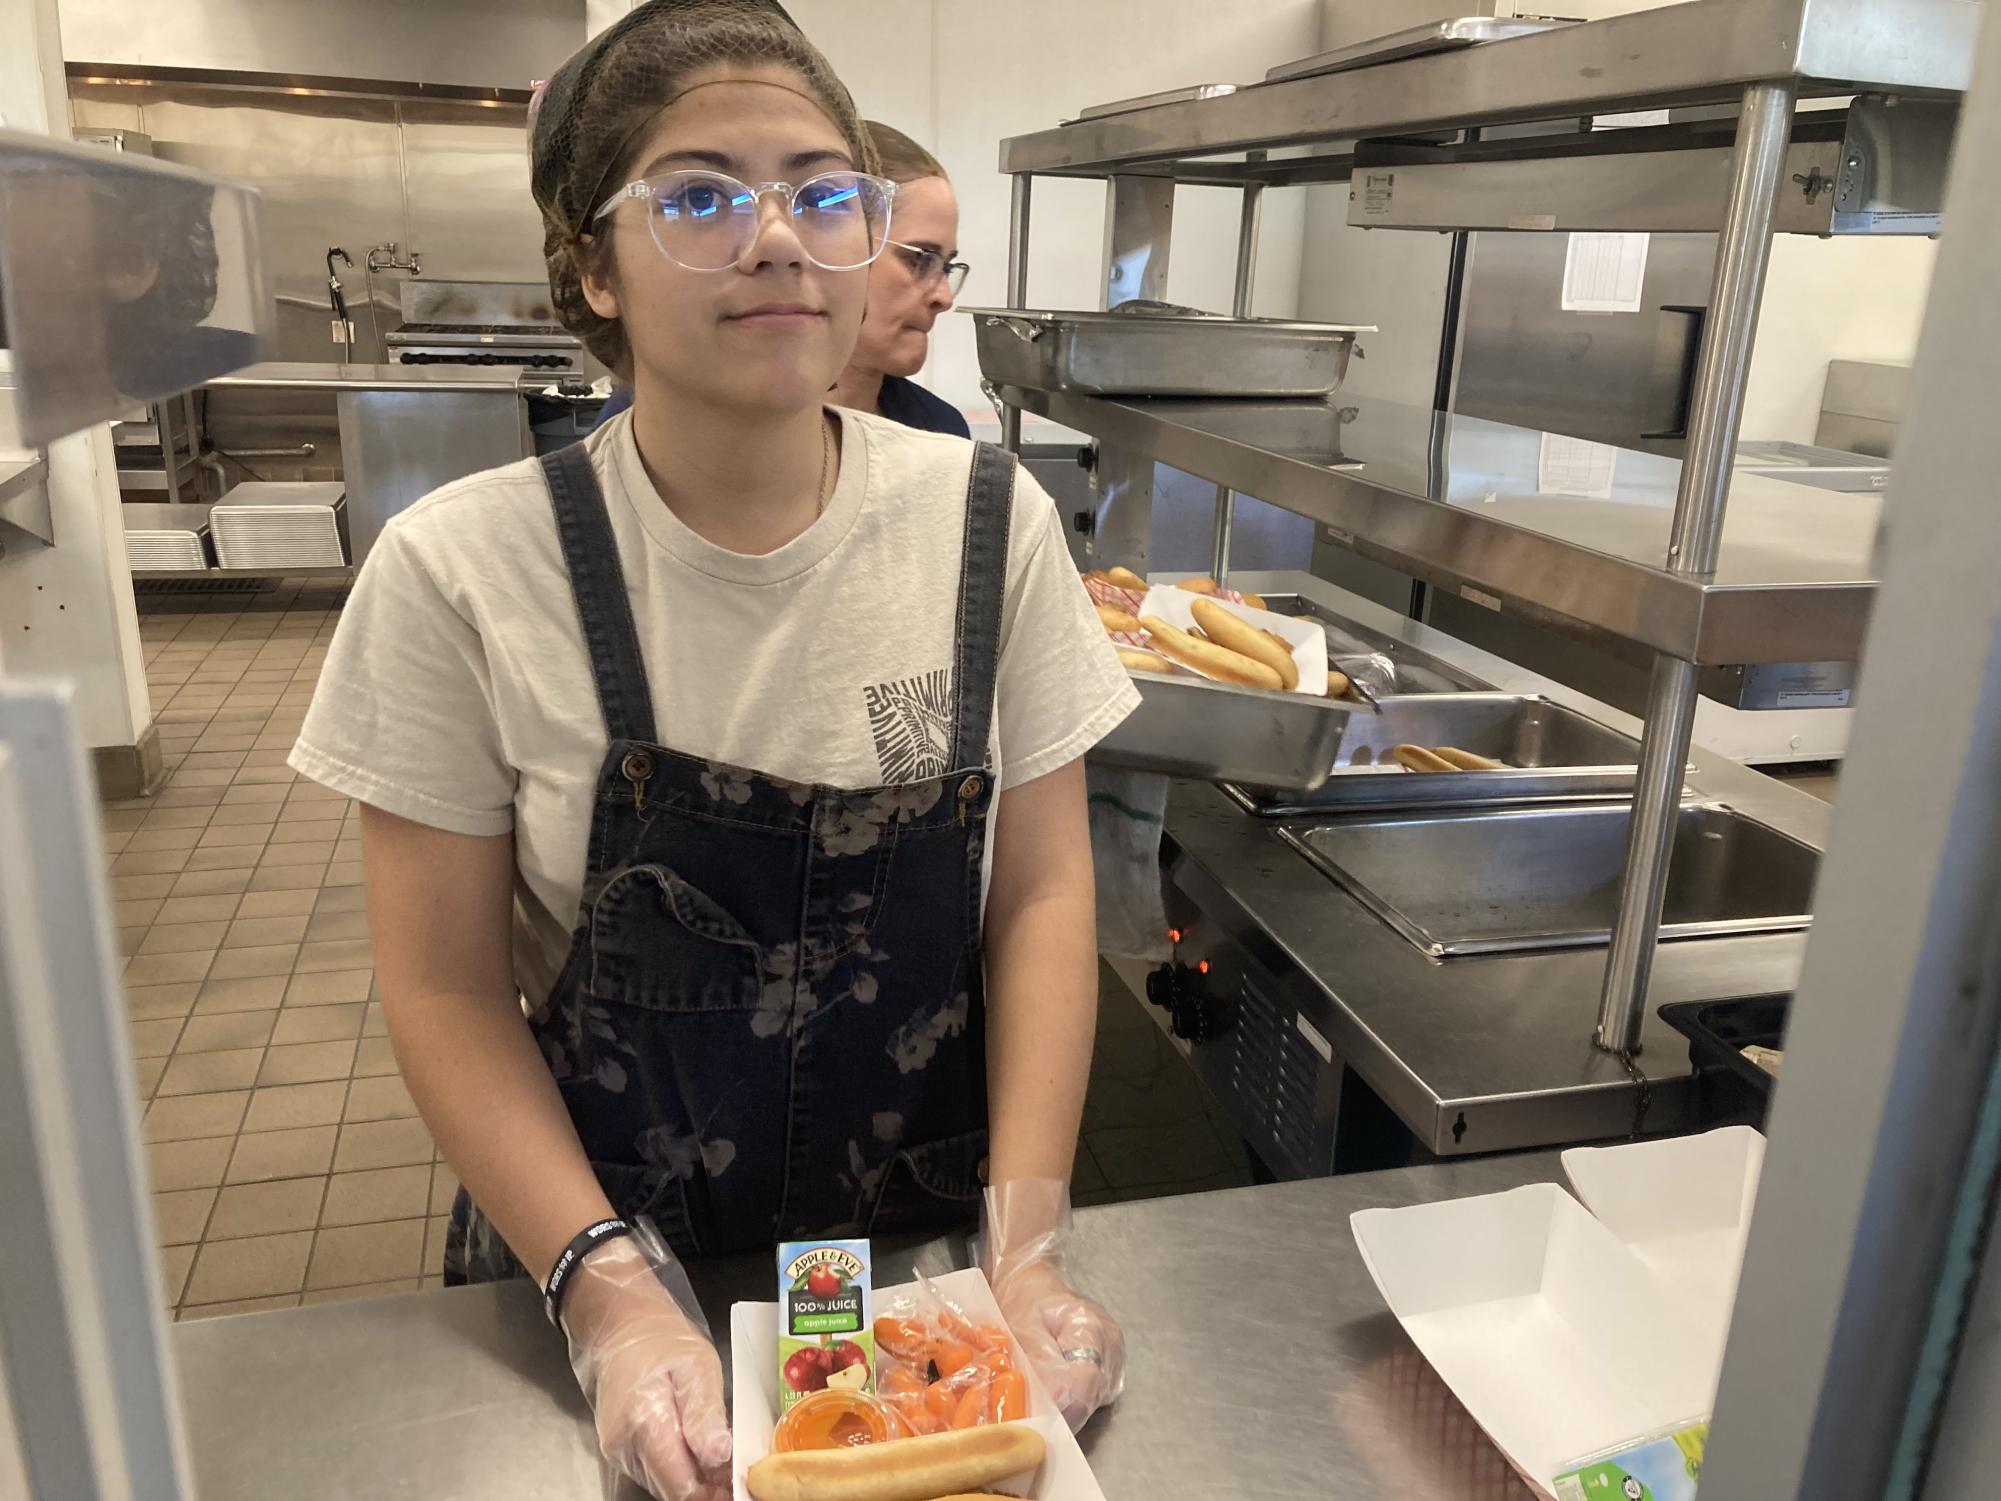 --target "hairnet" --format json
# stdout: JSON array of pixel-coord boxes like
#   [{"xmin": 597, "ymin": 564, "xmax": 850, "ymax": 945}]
[{"xmin": 530, "ymin": 0, "xmax": 880, "ymax": 372}]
